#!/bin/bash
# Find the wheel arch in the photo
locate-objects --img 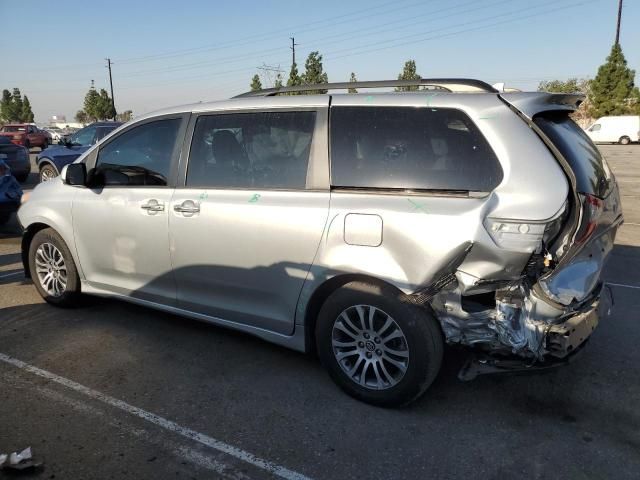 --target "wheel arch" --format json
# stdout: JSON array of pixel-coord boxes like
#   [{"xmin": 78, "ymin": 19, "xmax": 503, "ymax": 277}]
[
  {"xmin": 21, "ymin": 222, "xmax": 52, "ymax": 278},
  {"xmin": 37, "ymin": 158, "xmax": 59, "ymax": 175},
  {"xmin": 302, "ymin": 273, "xmax": 405, "ymax": 354}
]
